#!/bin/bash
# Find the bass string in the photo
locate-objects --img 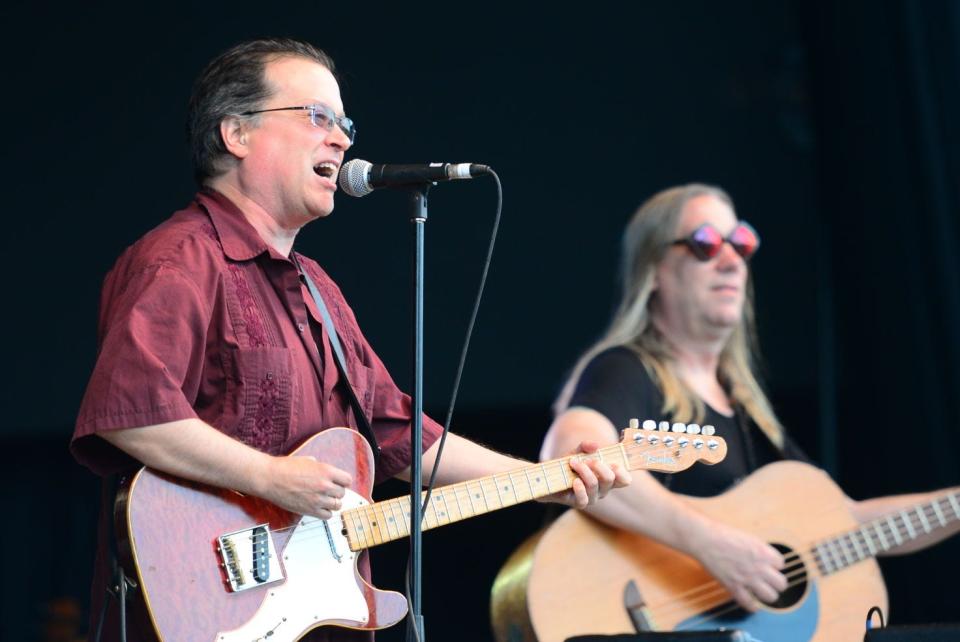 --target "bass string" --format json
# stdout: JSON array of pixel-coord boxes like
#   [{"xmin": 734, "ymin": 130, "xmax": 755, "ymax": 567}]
[{"xmin": 649, "ymin": 501, "xmax": 957, "ymax": 630}]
